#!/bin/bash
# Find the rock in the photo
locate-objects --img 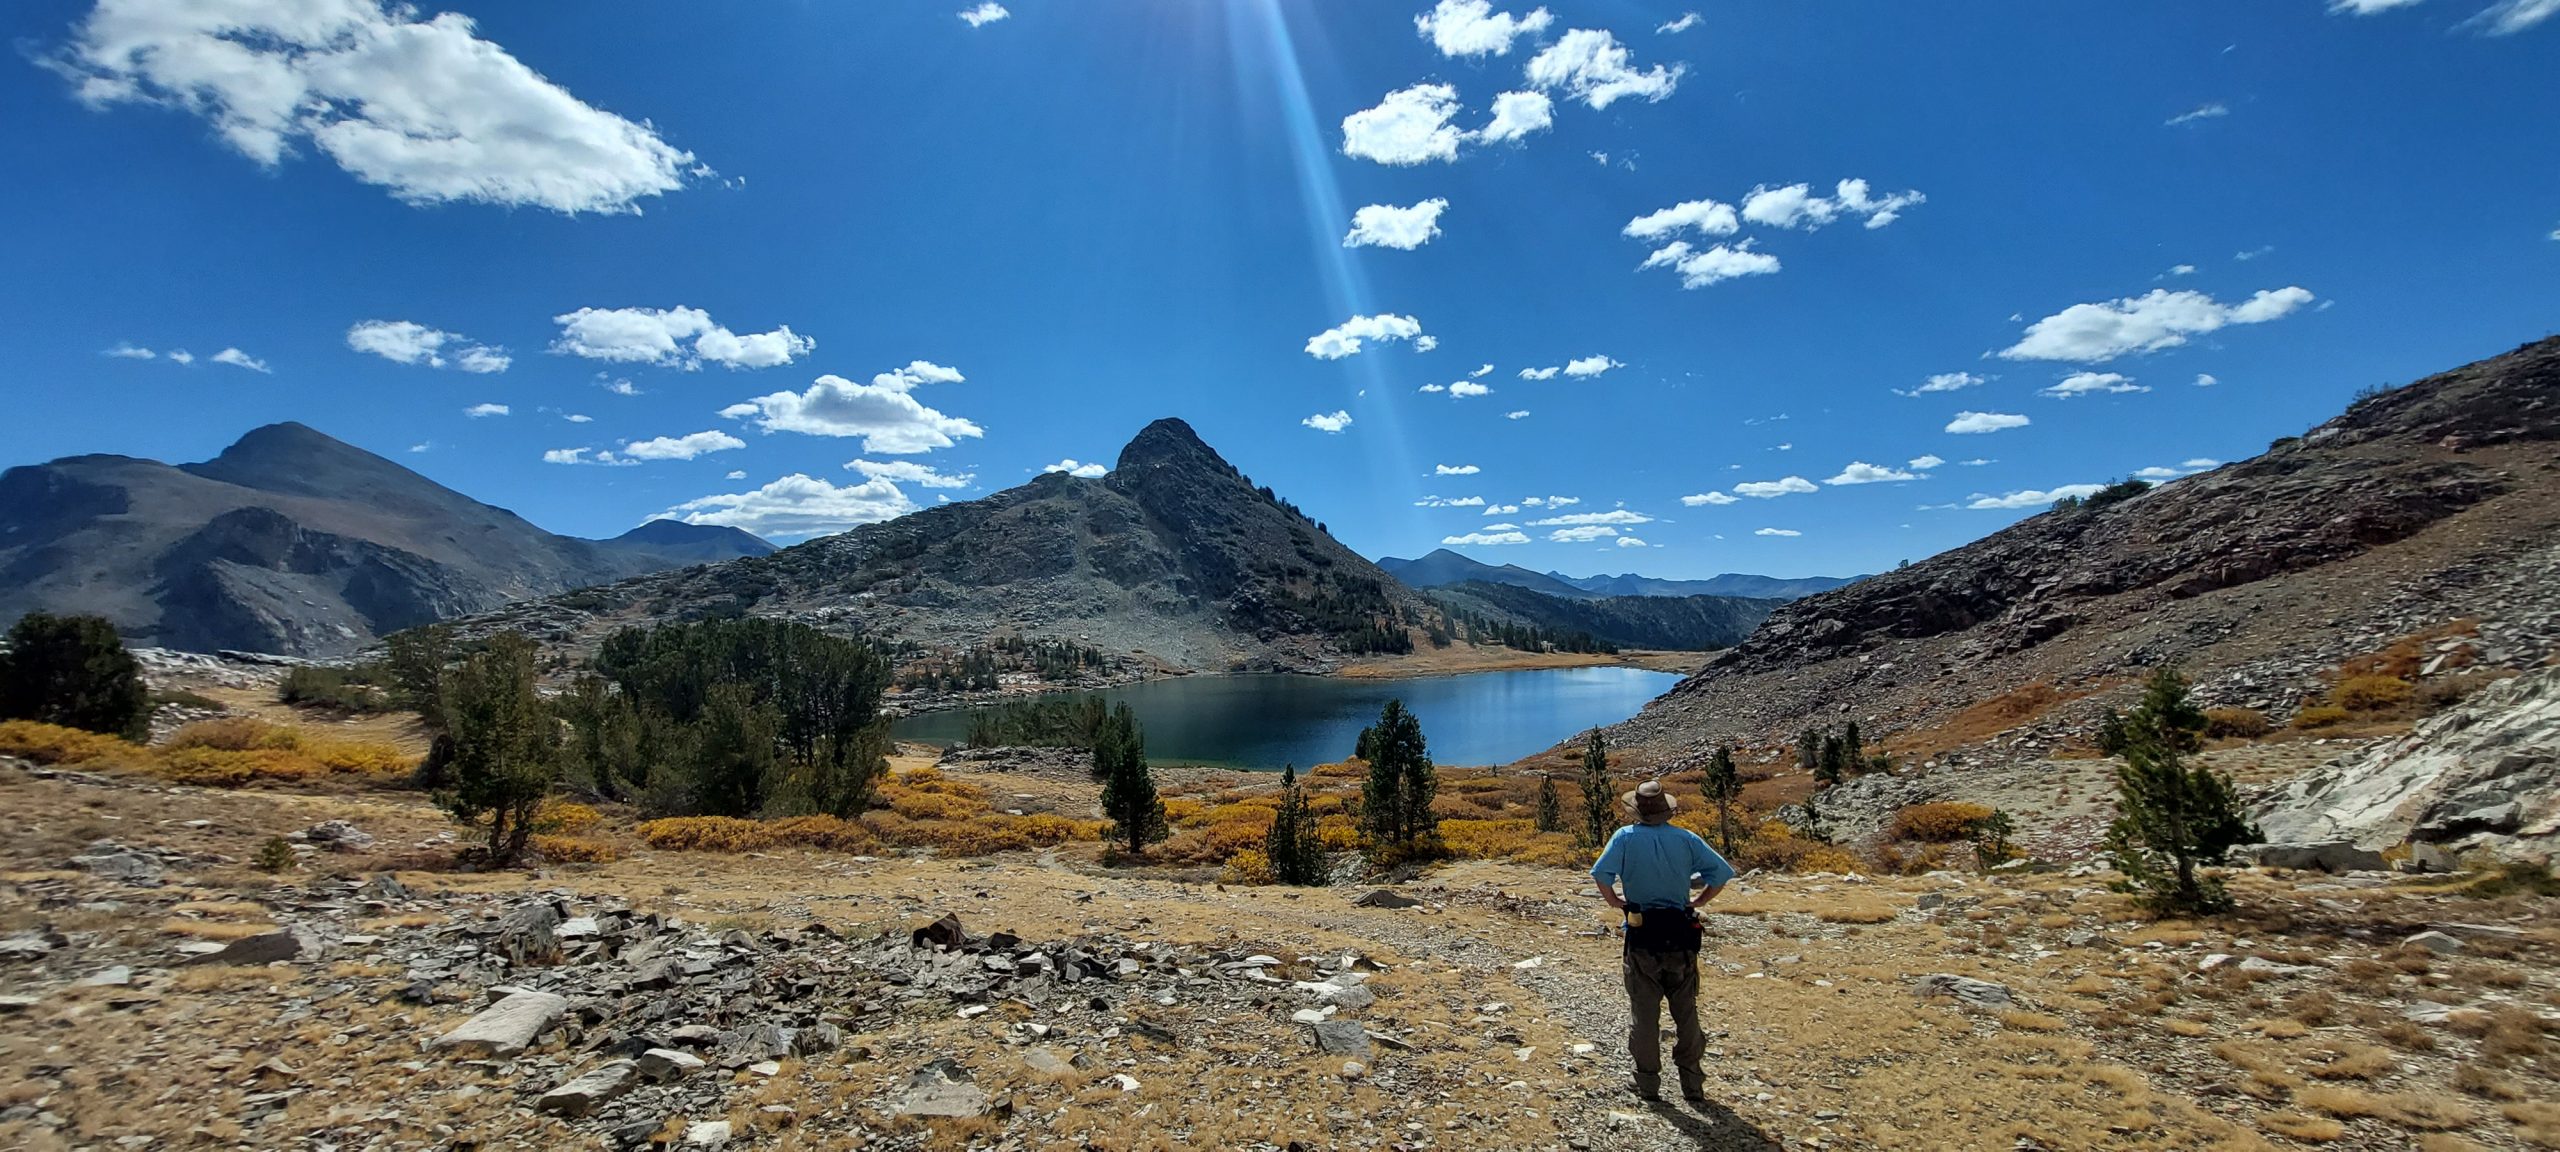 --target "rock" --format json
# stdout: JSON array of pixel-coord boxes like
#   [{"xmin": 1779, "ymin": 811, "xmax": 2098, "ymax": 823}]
[
  {"xmin": 488, "ymin": 901, "xmax": 563, "ymax": 967},
  {"xmin": 1352, "ymin": 889, "xmax": 1423, "ymax": 910},
  {"xmin": 0, "ymin": 995, "xmax": 39, "ymax": 1012},
  {"xmin": 536, "ymin": 1060, "xmax": 639, "ymax": 1117},
  {"xmin": 76, "ymin": 966, "xmax": 133, "ymax": 987},
  {"xmin": 636, "ymin": 1048, "xmax": 705, "ymax": 1083},
  {"xmin": 2252, "ymin": 842, "xmax": 2390, "ymax": 873},
  {"xmin": 185, "ymin": 928, "xmax": 325, "ymax": 966},
  {"xmin": 667, "ymin": 1024, "xmax": 722, "ymax": 1048},
  {"xmin": 683, "ymin": 1120, "xmax": 734, "ymax": 1147},
  {"xmin": 897, "ymin": 1058, "xmax": 990, "ymax": 1118},
  {"xmin": 2435, "ymin": 922, "xmax": 2526, "ymax": 942},
  {"xmin": 303, "ymin": 820, "xmax": 375, "ymax": 851},
  {"xmin": 2255, "ymin": 665, "xmax": 2560, "ymax": 855},
  {"xmin": 1912, "ymin": 974, "xmax": 2015, "ymax": 1007},
  {"xmin": 69, "ymin": 845, "xmax": 162, "ymax": 883},
  {"xmin": 911, "ymin": 914, "xmax": 969, "ymax": 950},
  {"xmin": 794, "ymin": 1022, "xmax": 843, "ymax": 1055},
  {"xmin": 1341, "ymin": 1060, "xmax": 1368, "ymax": 1080},
  {"xmin": 2238, "ymin": 957, "xmax": 2322, "ymax": 977},
  {"xmin": 429, "ymin": 990, "xmax": 570, "ymax": 1058},
  {"xmin": 2403, "ymin": 842, "xmax": 2463, "ymax": 873},
  {"xmin": 0, "ymin": 932, "xmax": 63, "ymax": 960},
  {"xmin": 2404, "ymin": 930, "xmax": 2467, "ymax": 955},
  {"xmin": 358, "ymin": 874, "xmax": 410, "ymax": 902},
  {"xmin": 1915, "ymin": 892, "xmax": 1946, "ymax": 911},
  {"xmin": 1308, "ymin": 1019, "xmax": 1371, "ymax": 1056}
]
